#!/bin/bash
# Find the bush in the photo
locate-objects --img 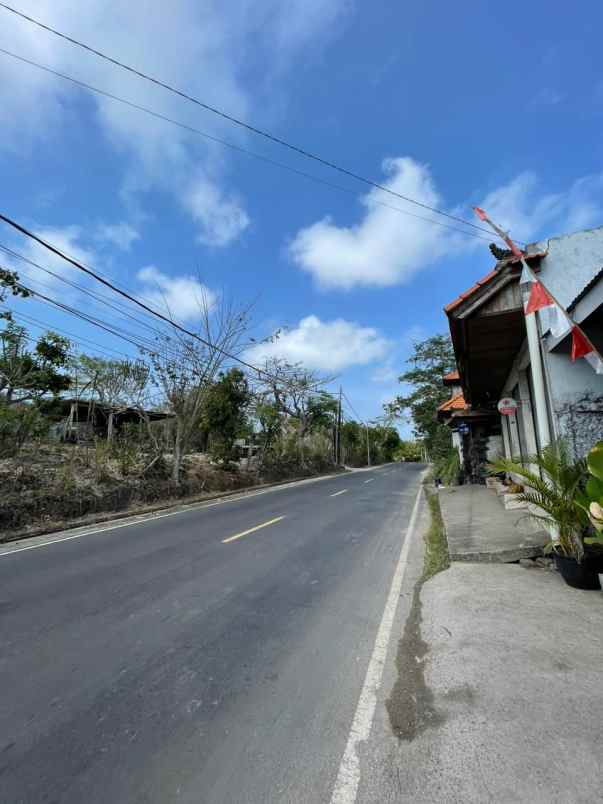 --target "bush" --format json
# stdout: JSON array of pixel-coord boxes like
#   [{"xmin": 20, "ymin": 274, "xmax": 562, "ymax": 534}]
[
  {"xmin": 0, "ymin": 403, "xmax": 49, "ymax": 456},
  {"xmin": 433, "ymin": 448, "xmax": 461, "ymax": 486}
]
